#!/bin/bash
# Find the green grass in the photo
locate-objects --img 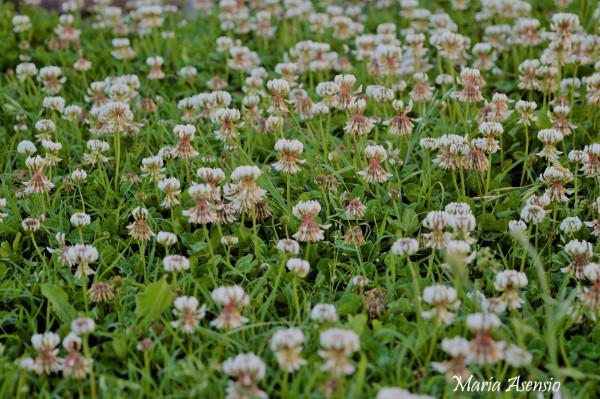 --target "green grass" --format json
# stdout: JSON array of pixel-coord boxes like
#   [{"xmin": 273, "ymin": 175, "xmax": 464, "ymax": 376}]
[{"xmin": 1, "ymin": 0, "xmax": 600, "ymax": 398}]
